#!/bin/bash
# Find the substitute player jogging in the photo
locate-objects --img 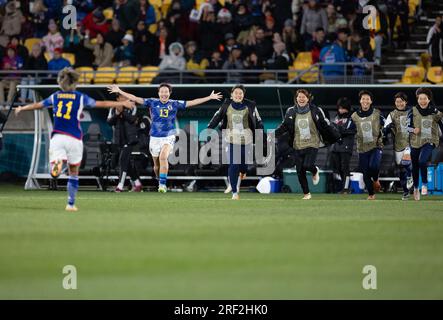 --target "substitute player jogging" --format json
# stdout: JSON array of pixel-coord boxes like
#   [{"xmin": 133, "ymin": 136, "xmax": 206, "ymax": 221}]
[
  {"xmin": 108, "ymin": 83, "xmax": 222, "ymax": 192},
  {"xmin": 15, "ymin": 68, "xmax": 134, "ymax": 211},
  {"xmin": 382, "ymin": 92, "xmax": 413, "ymax": 200}
]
